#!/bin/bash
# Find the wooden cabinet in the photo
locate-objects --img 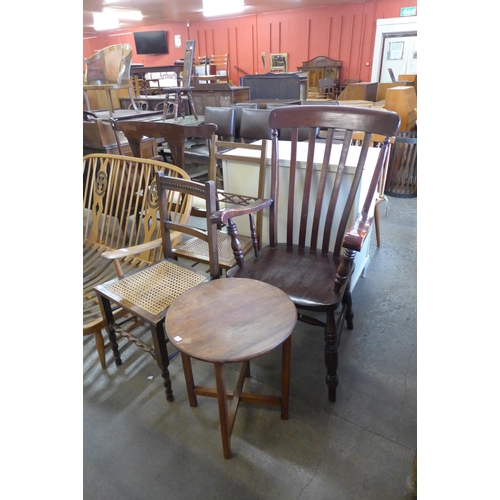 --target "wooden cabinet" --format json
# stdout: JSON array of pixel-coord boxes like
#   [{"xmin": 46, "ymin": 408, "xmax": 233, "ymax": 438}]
[
  {"xmin": 191, "ymin": 84, "xmax": 250, "ymax": 115},
  {"xmin": 297, "ymin": 56, "xmax": 342, "ymax": 98},
  {"xmin": 384, "ymin": 86, "xmax": 417, "ymax": 131}
]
